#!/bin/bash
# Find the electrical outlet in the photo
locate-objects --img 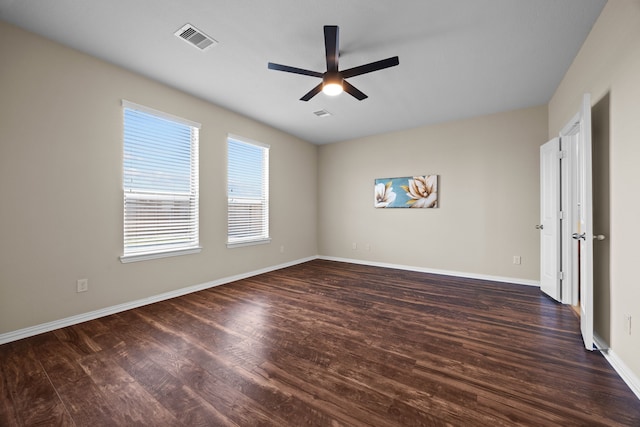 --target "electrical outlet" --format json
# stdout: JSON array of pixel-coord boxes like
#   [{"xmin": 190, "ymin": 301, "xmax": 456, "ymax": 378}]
[
  {"xmin": 366, "ymin": 243, "xmax": 371, "ymax": 251},
  {"xmin": 513, "ymin": 256, "xmax": 522, "ymax": 265},
  {"xmin": 76, "ymin": 278, "xmax": 88, "ymax": 293},
  {"xmin": 624, "ymin": 314, "xmax": 632, "ymax": 335},
  {"xmin": 280, "ymin": 245, "xmax": 284, "ymax": 253},
  {"xmin": 352, "ymin": 242, "xmax": 357, "ymax": 250}
]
